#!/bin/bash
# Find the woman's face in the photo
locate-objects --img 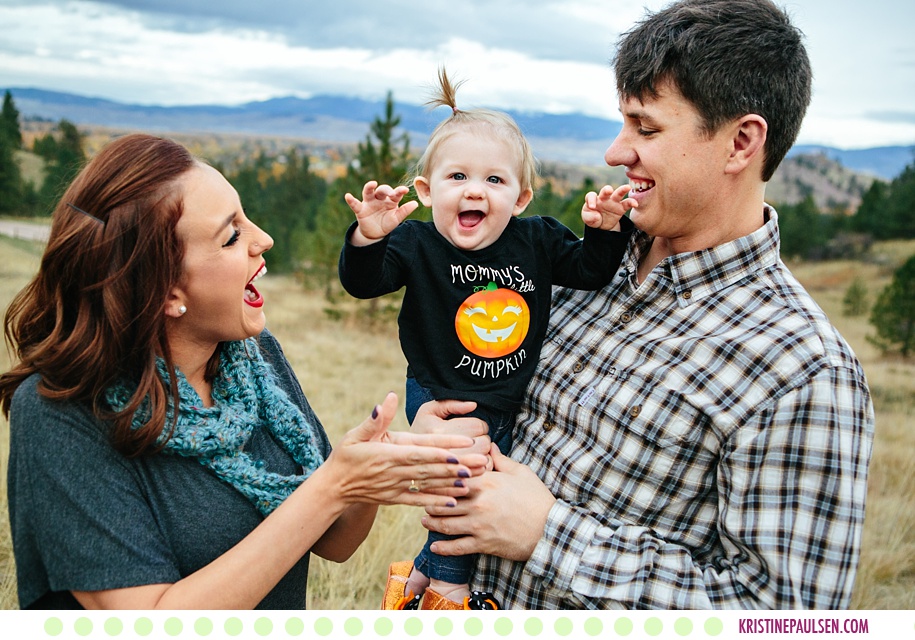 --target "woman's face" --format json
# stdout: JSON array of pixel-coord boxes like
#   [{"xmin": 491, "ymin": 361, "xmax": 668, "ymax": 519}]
[{"xmin": 169, "ymin": 162, "xmax": 274, "ymax": 349}]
